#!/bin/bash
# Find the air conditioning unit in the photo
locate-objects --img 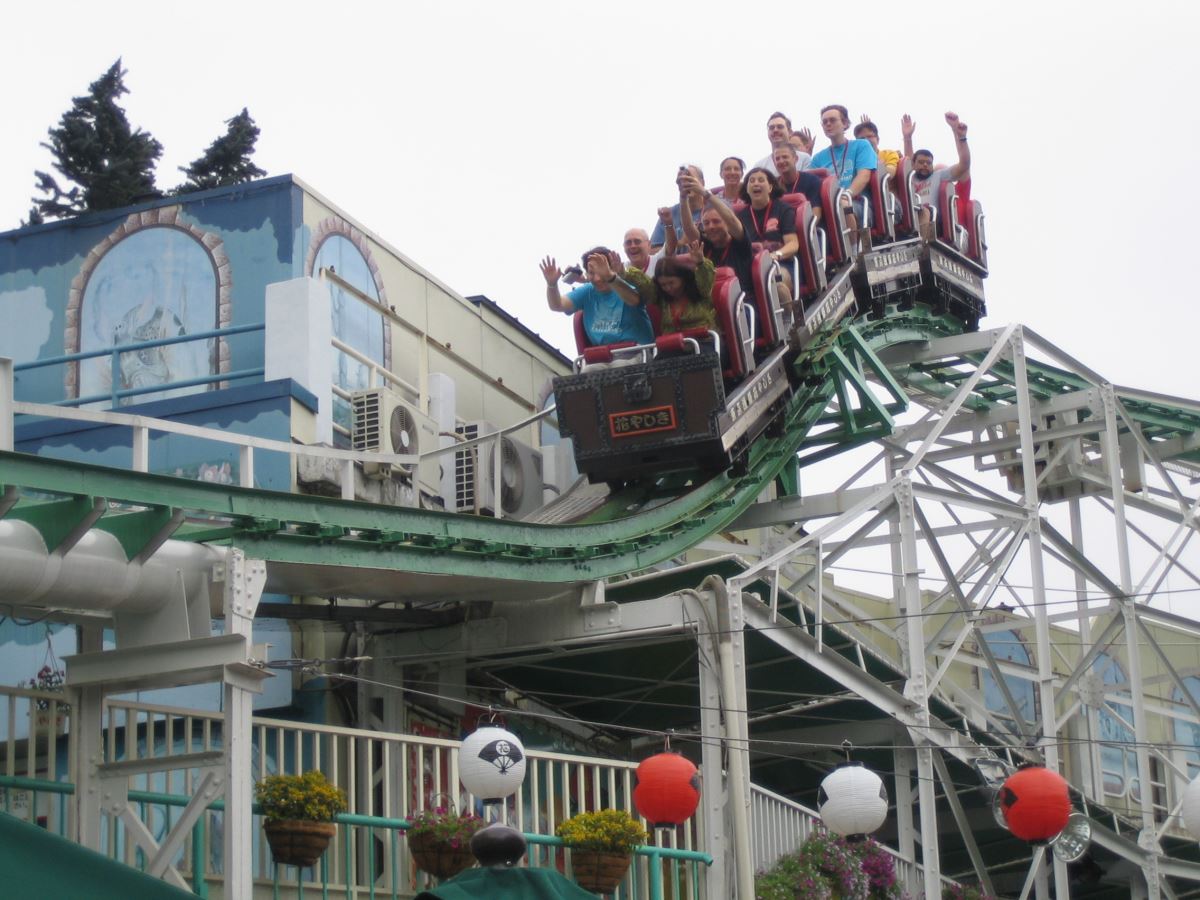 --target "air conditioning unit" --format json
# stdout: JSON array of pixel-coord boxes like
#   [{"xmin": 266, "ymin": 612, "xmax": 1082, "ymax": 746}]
[
  {"xmin": 351, "ymin": 388, "xmax": 441, "ymax": 495},
  {"xmin": 455, "ymin": 421, "xmax": 544, "ymax": 518}
]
